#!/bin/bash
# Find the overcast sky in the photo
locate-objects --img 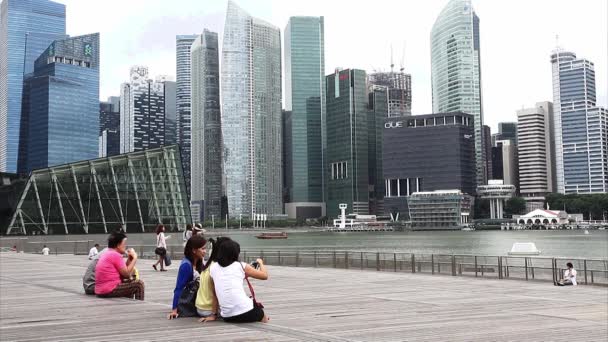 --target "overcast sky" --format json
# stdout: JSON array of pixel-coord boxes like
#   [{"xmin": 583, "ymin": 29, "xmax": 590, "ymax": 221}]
[{"xmin": 56, "ymin": 0, "xmax": 607, "ymax": 131}]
